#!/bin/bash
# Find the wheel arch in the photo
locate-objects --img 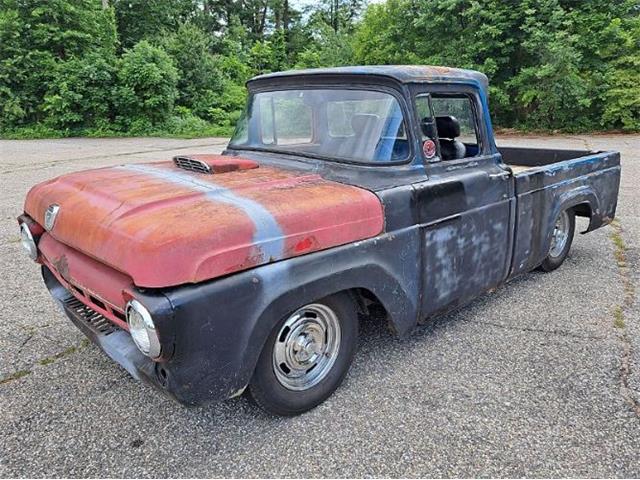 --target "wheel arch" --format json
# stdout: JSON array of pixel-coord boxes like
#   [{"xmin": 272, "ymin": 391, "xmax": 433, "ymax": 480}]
[
  {"xmin": 162, "ymin": 229, "xmax": 422, "ymax": 402},
  {"xmin": 238, "ymin": 260, "xmax": 419, "ymax": 390},
  {"xmin": 553, "ymin": 186, "xmax": 600, "ymax": 234}
]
